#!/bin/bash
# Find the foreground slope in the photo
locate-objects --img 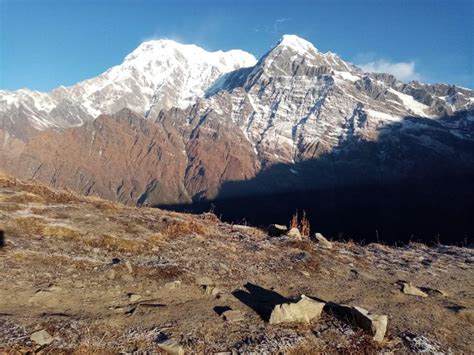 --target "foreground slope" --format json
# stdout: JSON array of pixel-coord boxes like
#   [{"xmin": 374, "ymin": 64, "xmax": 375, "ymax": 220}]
[{"xmin": 0, "ymin": 174, "xmax": 473, "ymax": 352}]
